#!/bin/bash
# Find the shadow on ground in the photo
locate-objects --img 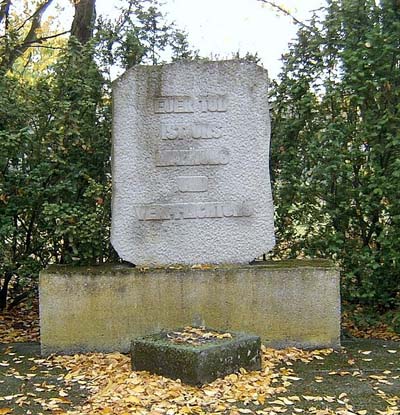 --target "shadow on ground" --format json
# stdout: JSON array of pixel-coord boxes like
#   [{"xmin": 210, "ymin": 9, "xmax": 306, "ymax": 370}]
[
  {"xmin": 0, "ymin": 343, "xmax": 88, "ymax": 414},
  {"xmin": 275, "ymin": 339, "xmax": 399, "ymax": 413}
]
